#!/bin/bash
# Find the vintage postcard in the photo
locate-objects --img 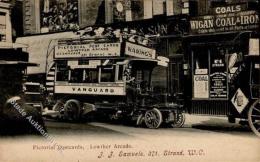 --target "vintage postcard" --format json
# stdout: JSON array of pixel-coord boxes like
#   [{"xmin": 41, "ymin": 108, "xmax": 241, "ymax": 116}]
[{"xmin": 0, "ymin": 0, "xmax": 259, "ymax": 162}]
